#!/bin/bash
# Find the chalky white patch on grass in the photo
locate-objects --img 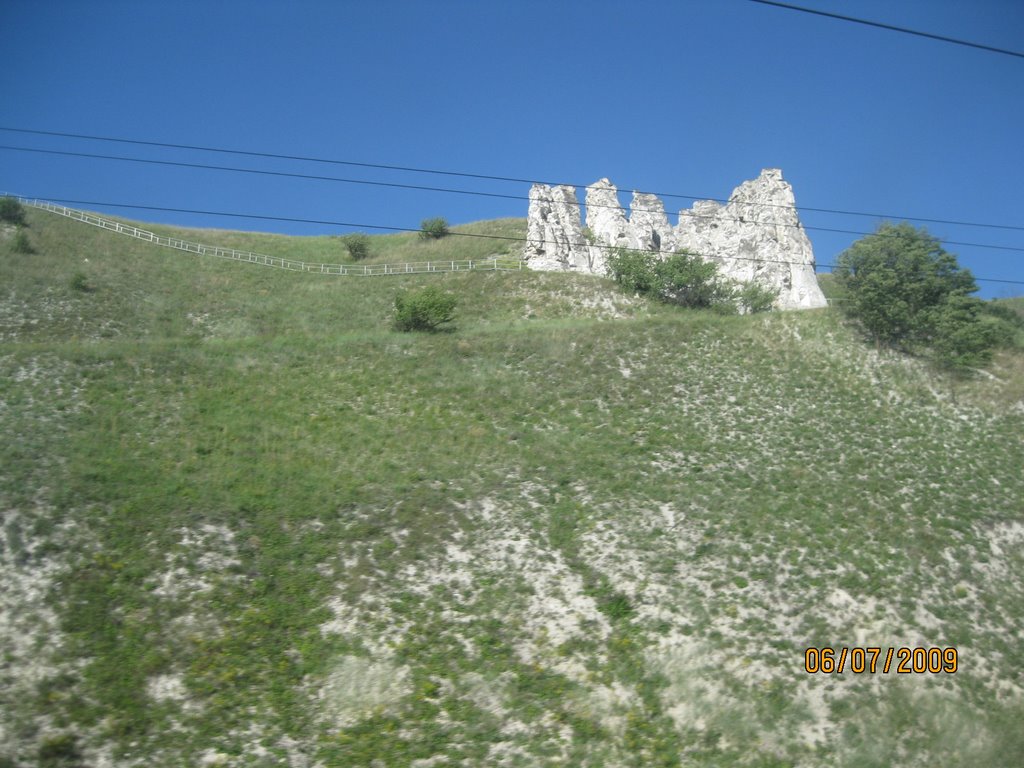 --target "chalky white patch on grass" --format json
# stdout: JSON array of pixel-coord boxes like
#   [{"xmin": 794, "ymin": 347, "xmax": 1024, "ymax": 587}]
[
  {"xmin": 573, "ymin": 495, "xmax": 966, "ymax": 755},
  {"xmin": 316, "ymin": 494, "xmax": 619, "ymax": 755},
  {"xmin": 0, "ymin": 355, "xmax": 95, "ymax": 765},
  {"xmin": 512, "ymin": 273, "xmax": 647, "ymax": 321},
  {"xmin": 459, "ymin": 671, "xmax": 513, "ymax": 721},
  {"xmin": 579, "ymin": 680, "xmax": 640, "ymax": 736},
  {"xmin": 317, "ymin": 655, "xmax": 411, "ymax": 727},
  {"xmin": 0, "ymin": 508, "xmax": 78, "ymax": 752},
  {"xmin": 147, "ymin": 673, "xmax": 188, "ymax": 704},
  {"xmin": 149, "ymin": 524, "xmax": 243, "ymax": 599},
  {"xmin": 320, "ymin": 495, "xmax": 611, "ymax": 679}
]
